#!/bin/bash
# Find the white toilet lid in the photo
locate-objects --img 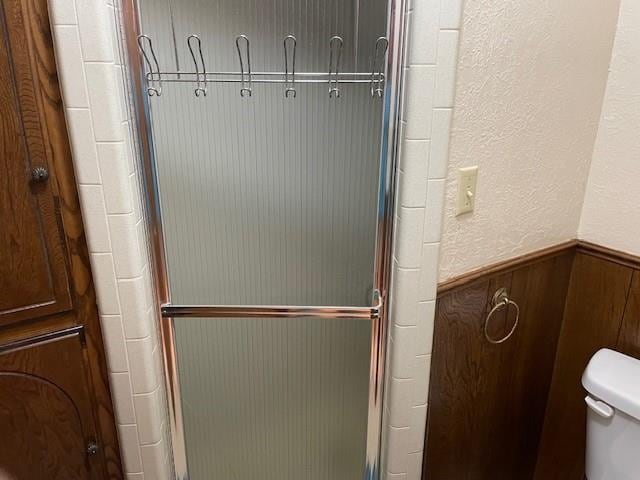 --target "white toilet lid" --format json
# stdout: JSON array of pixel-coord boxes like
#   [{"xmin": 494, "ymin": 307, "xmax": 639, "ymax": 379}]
[{"xmin": 582, "ymin": 348, "xmax": 640, "ymax": 421}]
